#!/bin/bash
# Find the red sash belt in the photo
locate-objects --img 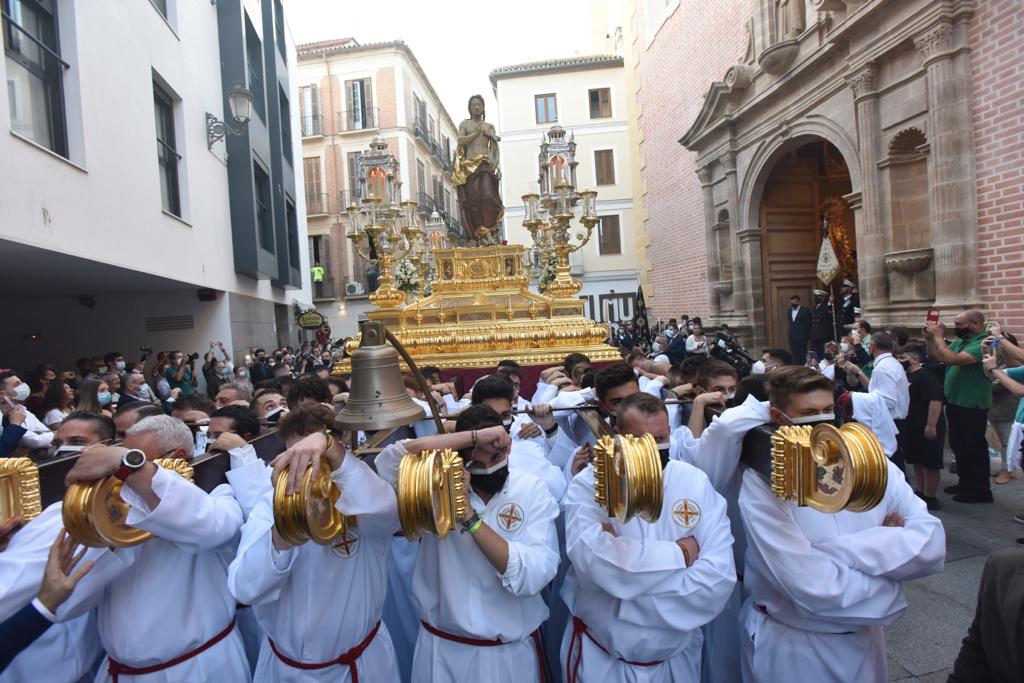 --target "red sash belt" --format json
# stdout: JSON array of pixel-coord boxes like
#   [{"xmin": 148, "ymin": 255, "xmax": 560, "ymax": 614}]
[
  {"xmin": 108, "ymin": 617, "xmax": 237, "ymax": 682},
  {"xmin": 421, "ymin": 620, "xmax": 548, "ymax": 683},
  {"xmin": 268, "ymin": 620, "xmax": 380, "ymax": 683},
  {"xmin": 566, "ymin": 616, "xmax": 663, "ymax": 683}
]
